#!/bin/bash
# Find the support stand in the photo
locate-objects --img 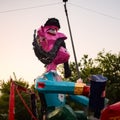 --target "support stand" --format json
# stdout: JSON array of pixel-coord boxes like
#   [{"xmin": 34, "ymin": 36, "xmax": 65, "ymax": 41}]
[{"xmin": 63, "ymin": 0, "xmax": 80, "ymax": 78}]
